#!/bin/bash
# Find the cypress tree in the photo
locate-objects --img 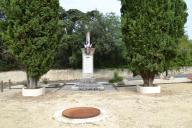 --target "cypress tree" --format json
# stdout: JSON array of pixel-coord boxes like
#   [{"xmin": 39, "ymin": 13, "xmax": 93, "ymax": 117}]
[
  {"xmin": 121, "ymin": 0, "xmax": 188, "ymax": 86},
  {"xmin": 0, "ymin": 0, "xmax": 63, "ymax": 88}
]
